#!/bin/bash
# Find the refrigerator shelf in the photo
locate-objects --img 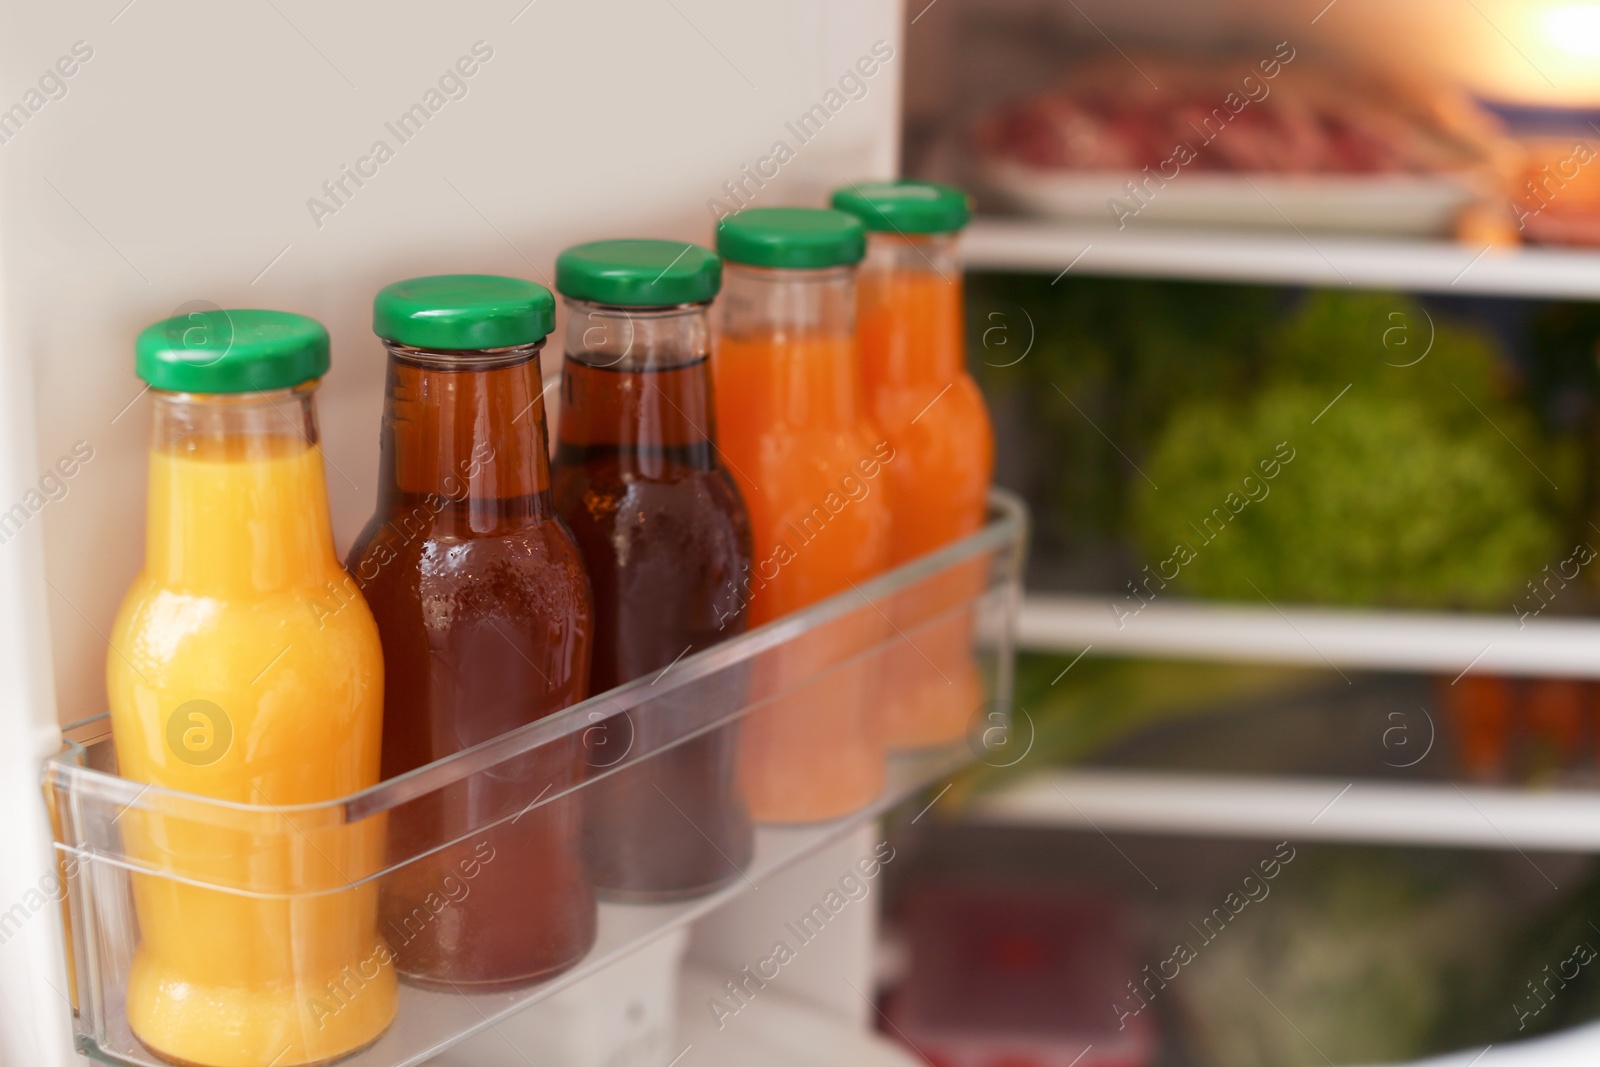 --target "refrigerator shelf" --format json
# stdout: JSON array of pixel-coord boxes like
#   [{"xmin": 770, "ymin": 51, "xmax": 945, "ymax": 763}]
[
  {"xmin": 965, "ymin": 663, "xmax": 1600, "ymax": 852},
  {"xmin": 963, "ymin": 216, "xmax": 1600, "ymax": 300},
  {"xmin": 42, "ymin": 493, "xmax": 1026, "ymax": 1067},
  {"xmin": 966, "ymin": 769, "xmax": 1600, "ymax": 852},
  {"xmin": 1019, "ymin": 593, "xmax": 1600, "ymax": 680}
]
